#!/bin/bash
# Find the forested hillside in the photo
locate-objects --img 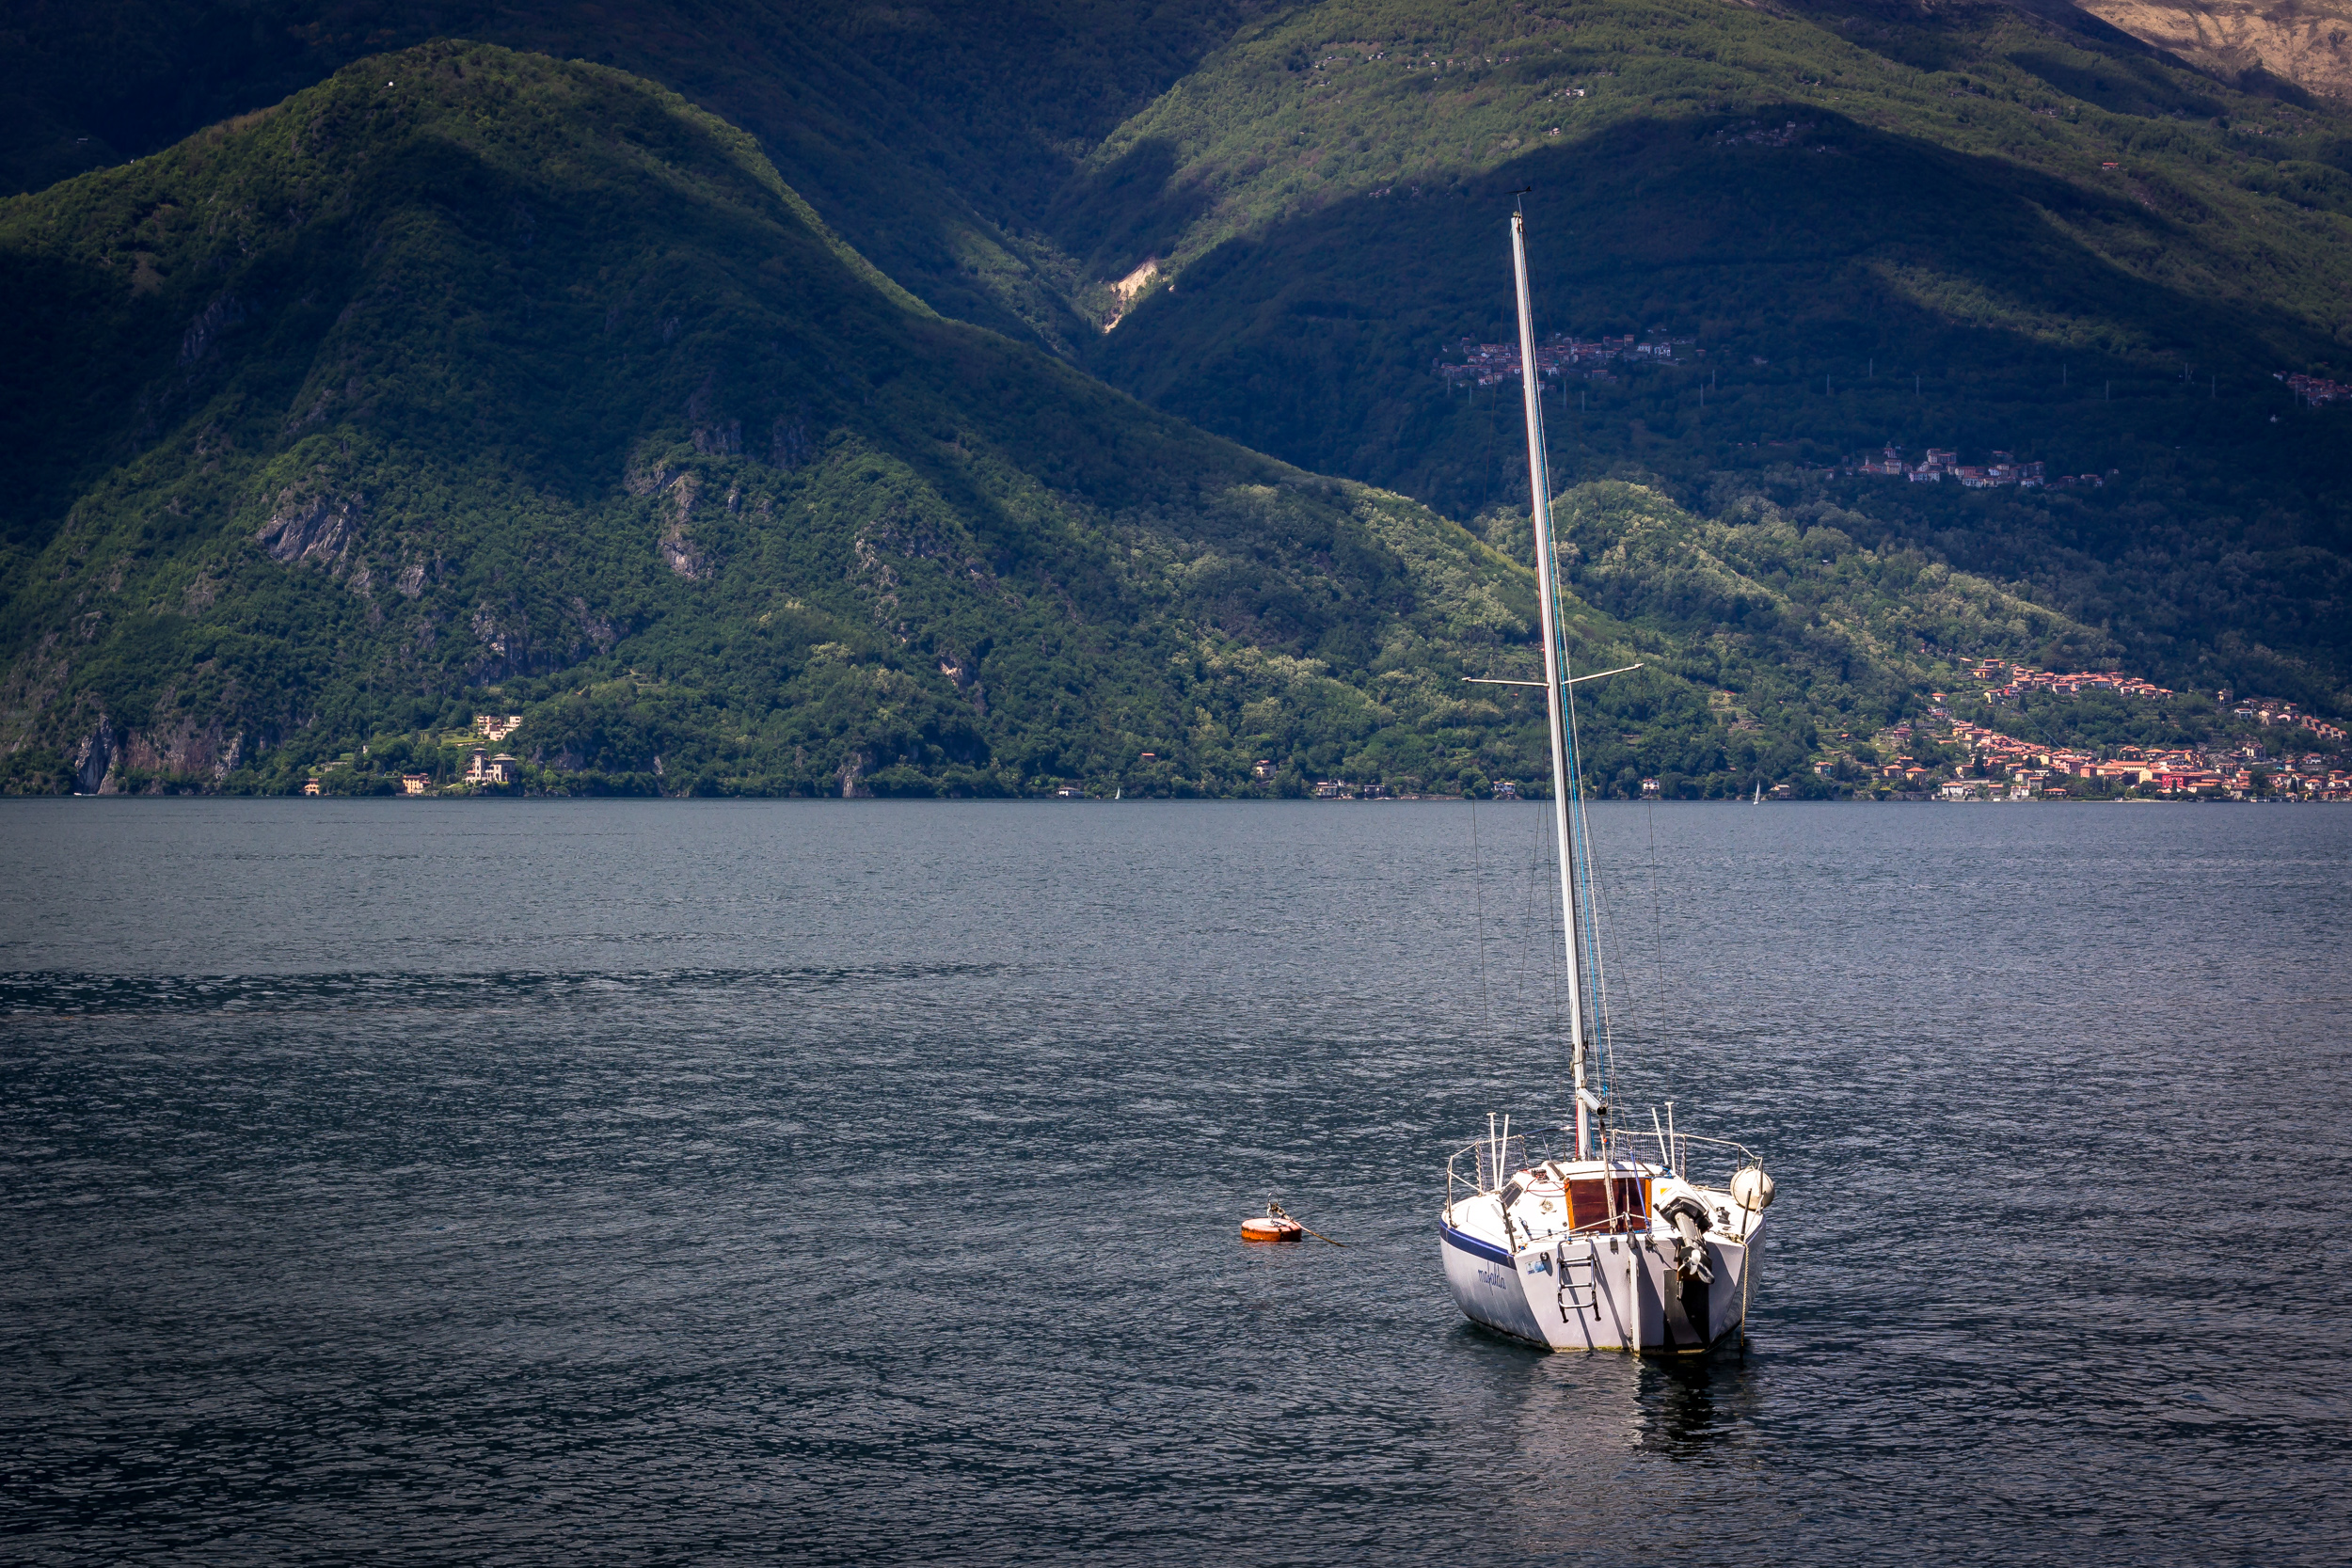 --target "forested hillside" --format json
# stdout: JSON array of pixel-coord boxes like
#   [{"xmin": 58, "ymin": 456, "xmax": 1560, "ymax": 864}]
[
  {"xmin": 0, "ymin": 5, "xmax": 2346, "ymax": 796},
  {"xmin": 1076, "ymin": 0, "xmax": 2352, "ymax": 705},
  {"xmin": 0, "ymin": 45, "xmax": 1570, "ymax": 797},
  {"xmin": 0, "ymin": 0, "xmax": 1255, "ymax": 356},
  {"xmin": 12, "ymin": 0, "xmax": 2337, "ymax": 707}
]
